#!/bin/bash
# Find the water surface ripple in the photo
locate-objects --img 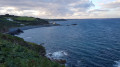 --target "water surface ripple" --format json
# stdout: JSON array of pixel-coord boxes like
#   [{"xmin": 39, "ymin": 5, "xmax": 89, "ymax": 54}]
[{"xmin": 17, "ymin": 19, "xmax": 120, "ymax": 67}]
